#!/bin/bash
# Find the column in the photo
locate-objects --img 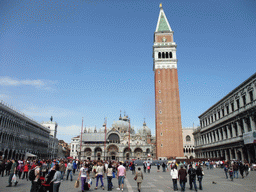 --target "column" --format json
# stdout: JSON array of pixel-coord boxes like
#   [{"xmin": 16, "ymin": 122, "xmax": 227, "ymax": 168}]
[
  {"xmin": 216, "ymin": 150, "xmax": 220, "ymax": 158},
  {"xmin": 247, "ymin": 148, "xmax": 251, "ymax": 163},
  {"xmin": 240, "ymin": 148, "xmax": 244, "ymax": 162},
  {"xmin": 243, "ymin": 118, "xmax": 249, "ymax": 133},
  {"xmin": 214, "ymin": 130, "xmax": 218, "ymax": 142},
  {"xmin": 218, "ymin": 129, "xmax": 223, "ymax": 140},
  {"xmin": 229, "ymin": 148, "xmax": 233, "ymax": 160},
  {"xmin": 211, "ymin": 132, "xmax": 215, "ymax": 143},
  {"xmin": 250, "ymin": 116, "xmax": 256, "ymax": 131},
  {"xmin": 236, "ymin": 121, "xmax": 242, "ymax": 136},
  {"xmin": 222, "ymin": 127, "xmax": 227, "ymax": 140},
  {"xmin": 234, "ymin": 148, "xmax": 238, "ymax": 160},
  {"xmin": 227, "ymin": 125, "xmax": 231, "ymax": 139},
  {"xmin": 231, "ymin": 123, "xmax": 236, "ymax": 138},
  {"xmin": 208, "ymin": 133, "xmax": 212, "ymax": 143},
  {"xmin": 224, "ymin": 149, "xmax": 228, "ymax": 161}
]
